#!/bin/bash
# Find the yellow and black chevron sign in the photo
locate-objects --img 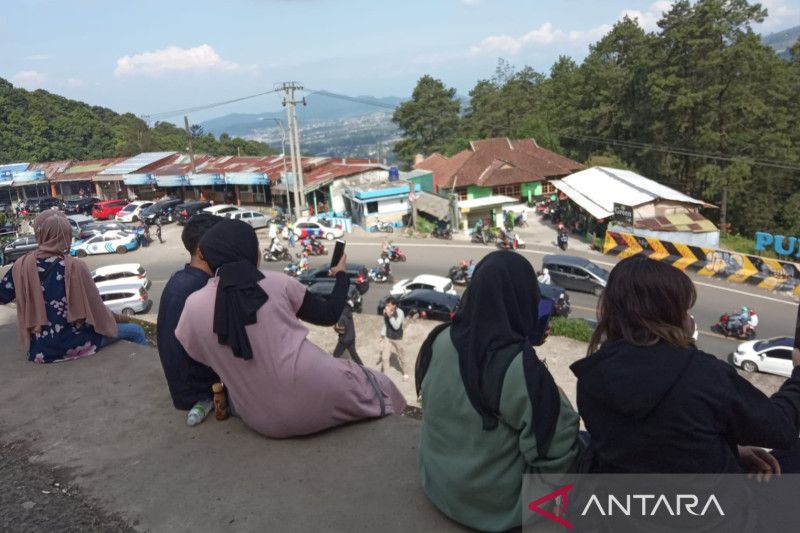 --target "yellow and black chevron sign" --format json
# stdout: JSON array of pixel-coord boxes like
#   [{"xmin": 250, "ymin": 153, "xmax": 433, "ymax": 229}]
[{"xmin": 604, "ymin": 231, "xmax": 800, "ymax": 297}]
